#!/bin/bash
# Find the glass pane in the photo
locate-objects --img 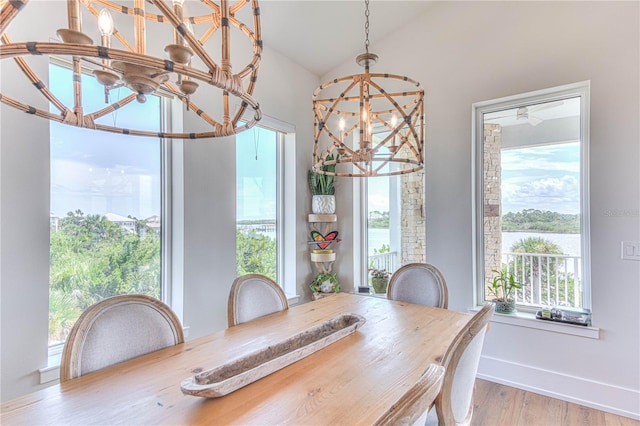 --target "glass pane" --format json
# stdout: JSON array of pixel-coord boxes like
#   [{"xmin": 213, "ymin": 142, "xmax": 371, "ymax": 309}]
[
  {"xmin": 483, "ymin": 97, "xmax": 583, "ymax": 308},
  {"xmin": 236, "ymin": 127, "xmax": 278, "ymax": 281},
  {"xmin": 366, "ymin": 131, "xmax": 425, "ymax": 287},
  {"xmin": 49, "ymin": 64, "xmax": 162, "ymax": 346}
]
